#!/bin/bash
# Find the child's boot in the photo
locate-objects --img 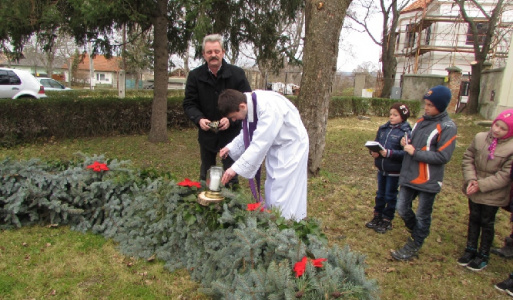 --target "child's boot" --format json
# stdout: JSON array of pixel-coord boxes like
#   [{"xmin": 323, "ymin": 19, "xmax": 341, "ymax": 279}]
[
  {"xmin": 374, "ymin": 218, "xmax": 392, "ymax": 234},
  {"xmin": 457, "ymin": 247, "xmax": 477, "ymax": 266},
  {"xmin": 491, "ymin": 236, "xmax": 513, "ymax": 258},
  {"xmin": 365, "ymin": 213, "xmax": 382, "ymax": 229},
  {"xmin": 466, "ymin": 253, "xmax": 489, "ymax": 271},
  {"xmin": 495, "ymin": 273, "xmax": 513, "ymax": 292}
]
